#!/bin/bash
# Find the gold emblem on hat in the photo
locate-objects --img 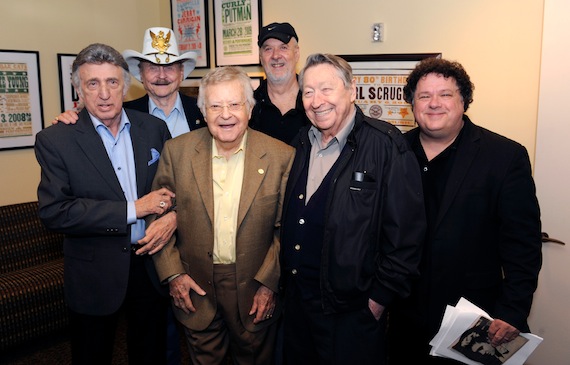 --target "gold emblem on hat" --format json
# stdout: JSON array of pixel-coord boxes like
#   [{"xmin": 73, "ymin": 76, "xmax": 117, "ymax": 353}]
[{"xmin": 150, "ymin": 30, "xmax": 171, "ymax": 63}]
